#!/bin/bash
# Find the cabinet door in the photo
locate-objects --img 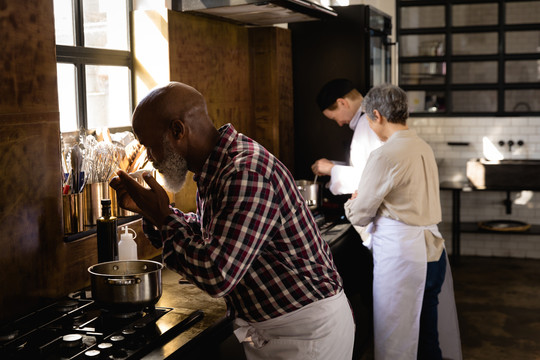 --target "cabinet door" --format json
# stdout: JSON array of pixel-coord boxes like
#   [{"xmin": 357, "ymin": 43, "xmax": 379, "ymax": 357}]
[
  {"xmin": 400, "ymin": 5, "xmax": 445, "ymax": 29},
  {"xmin": 401, "ymin": 62, "xmax": 446, "ymax": 85},
  {"xmin": 400, "ymin": 34, "xmax": 445, "ymax": 57},
  {"xmin": 452, "ymin": 32, "xmax": 498, "ymax": 56},
  {"xmin": 452, "ymin": 3, "xmax": 498, "ymax": 26}
]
